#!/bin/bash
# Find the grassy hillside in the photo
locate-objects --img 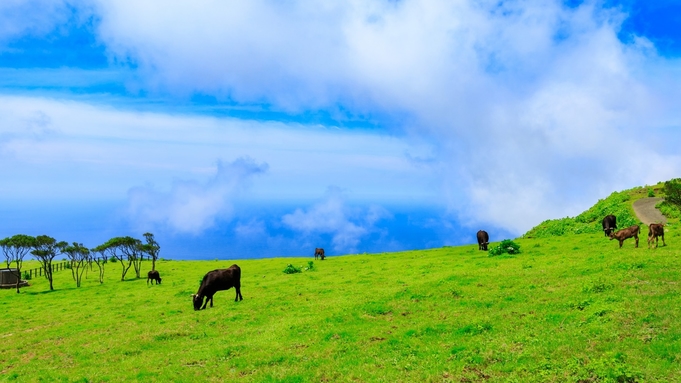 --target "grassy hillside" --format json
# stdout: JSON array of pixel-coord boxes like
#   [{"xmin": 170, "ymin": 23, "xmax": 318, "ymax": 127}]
[
  {"xmin": 523, "ymin": 184, "xmax": 667, "ymax": 238},
  {"xmin": 2, "ymin": 184, "xmax": 681, "ymax": 382}
]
